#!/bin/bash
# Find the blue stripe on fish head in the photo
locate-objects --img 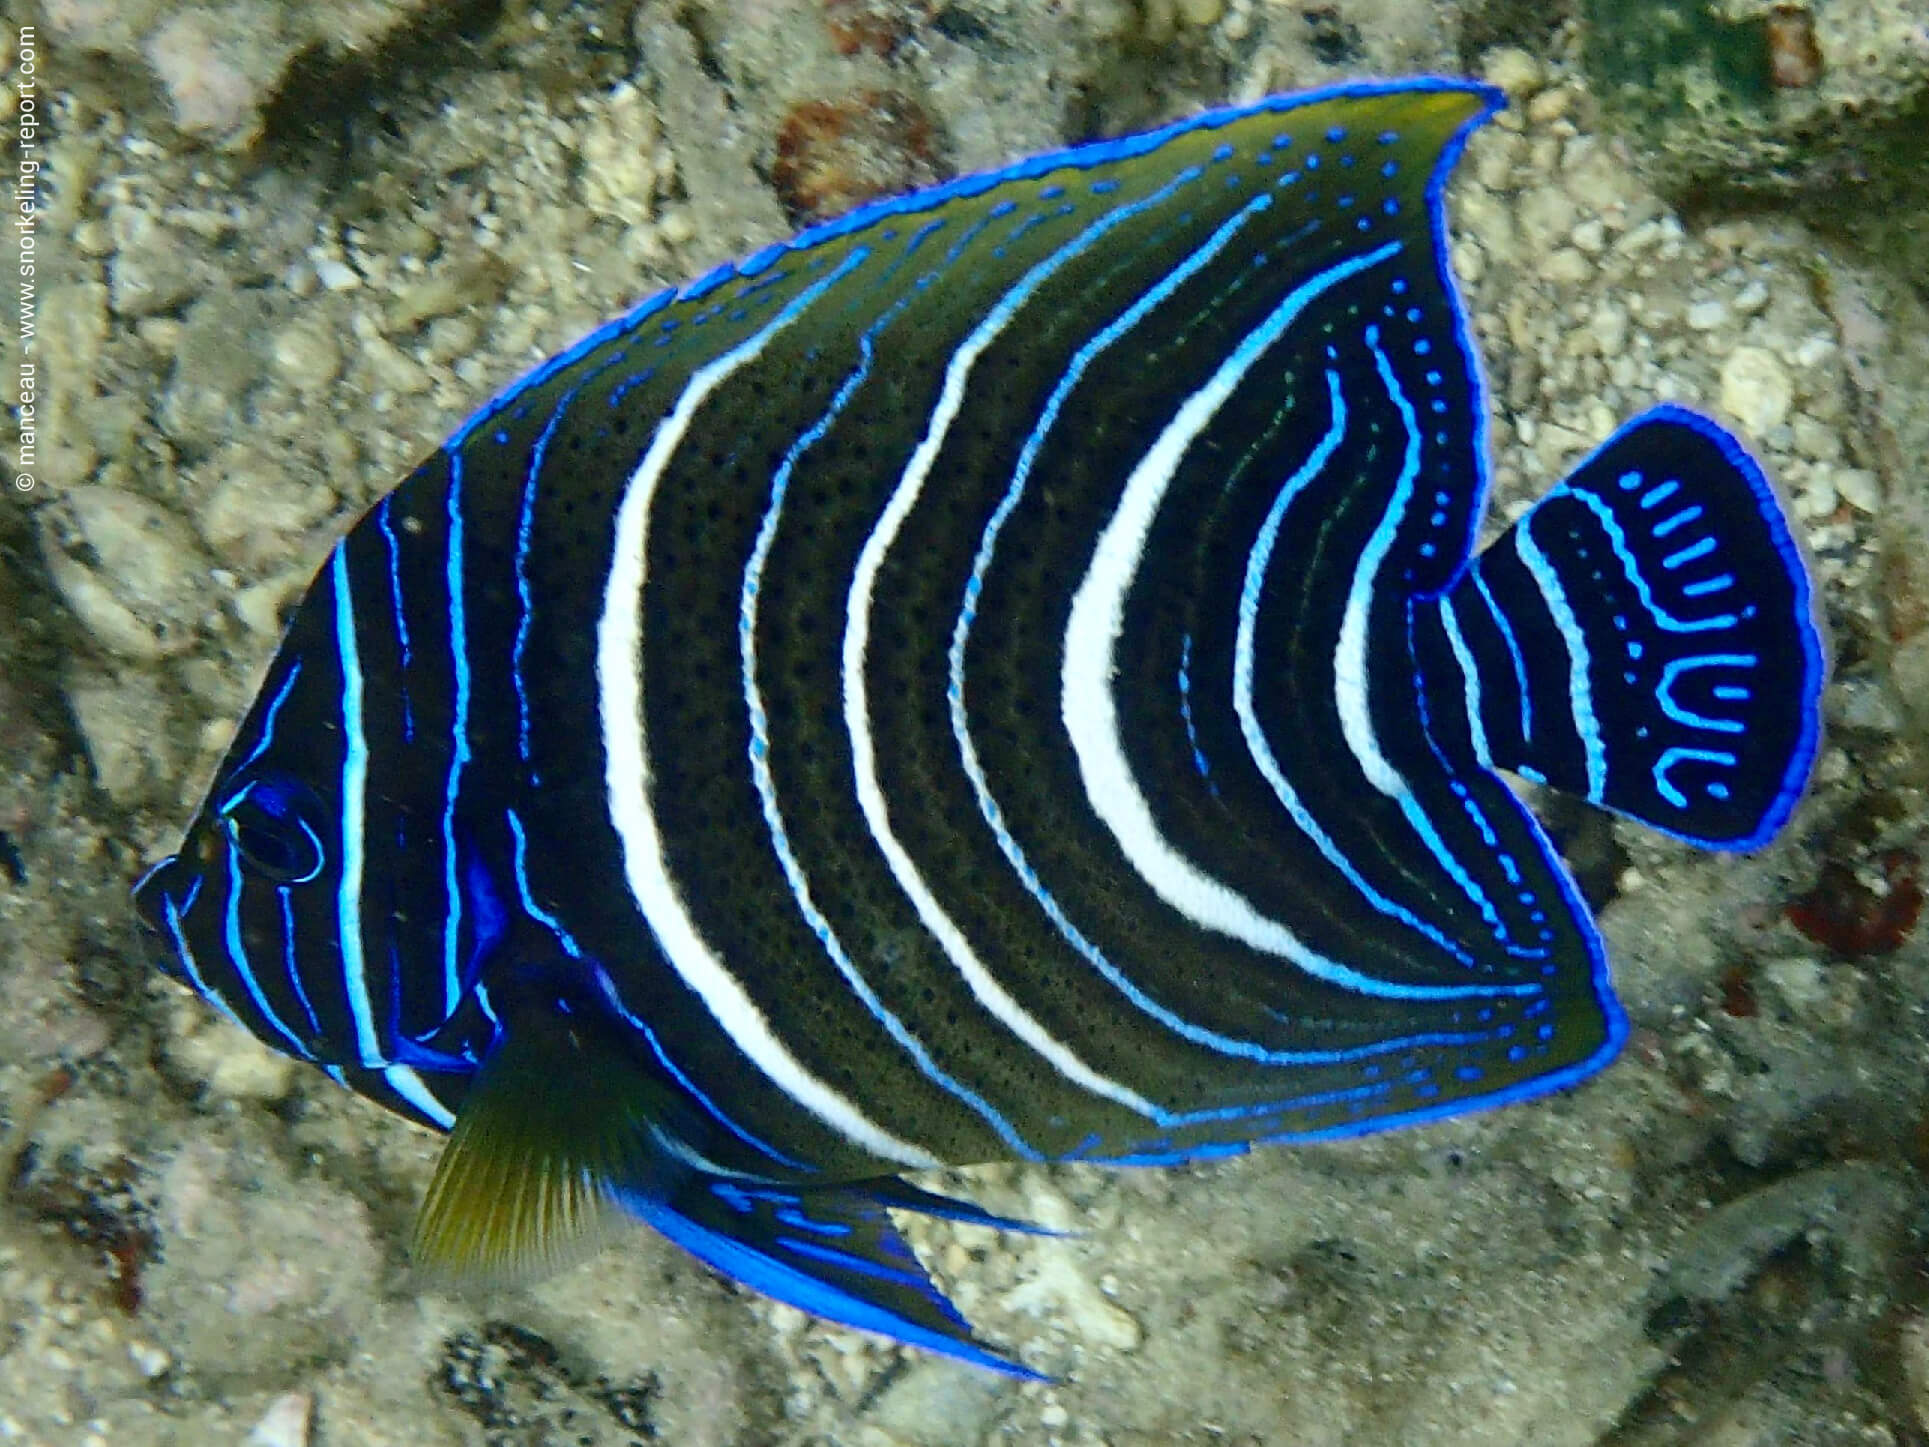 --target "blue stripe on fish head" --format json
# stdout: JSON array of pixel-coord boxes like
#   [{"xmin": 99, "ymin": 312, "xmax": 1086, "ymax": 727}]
[
  {"xmin": 134, "ymin": 642, "xmax": 345, "ymax": 1066},
  {"xmin": 134, "ymin": 529, "xmax": 481, "ymax": 1085}
]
